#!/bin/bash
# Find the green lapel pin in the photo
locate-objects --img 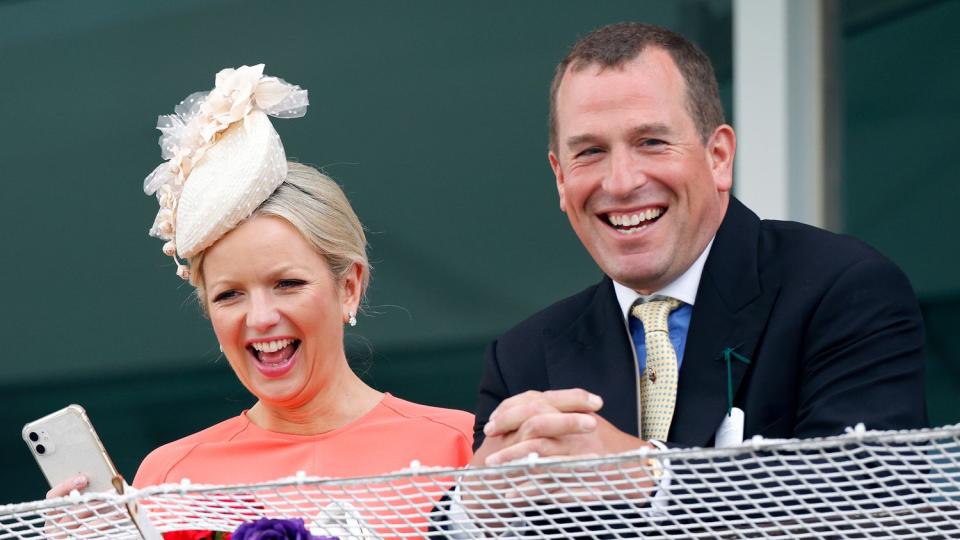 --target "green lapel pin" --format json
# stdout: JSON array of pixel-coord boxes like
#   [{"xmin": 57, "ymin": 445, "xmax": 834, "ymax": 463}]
[{"xmin": 722, "ymin": 347, "xmax": 751, "ymax": 416}]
